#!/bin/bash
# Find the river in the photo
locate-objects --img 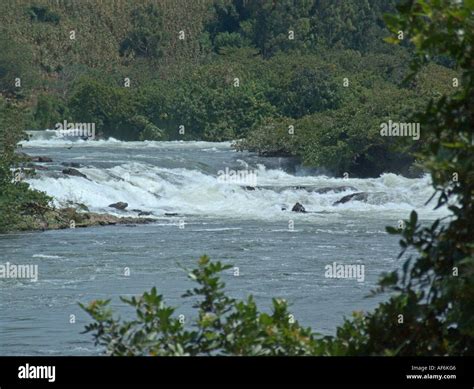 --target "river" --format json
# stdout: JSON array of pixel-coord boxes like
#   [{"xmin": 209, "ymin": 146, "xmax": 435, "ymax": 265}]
[{"xmin": 0, "ymin": 130, "xmax": 446, "ymax": 355}]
